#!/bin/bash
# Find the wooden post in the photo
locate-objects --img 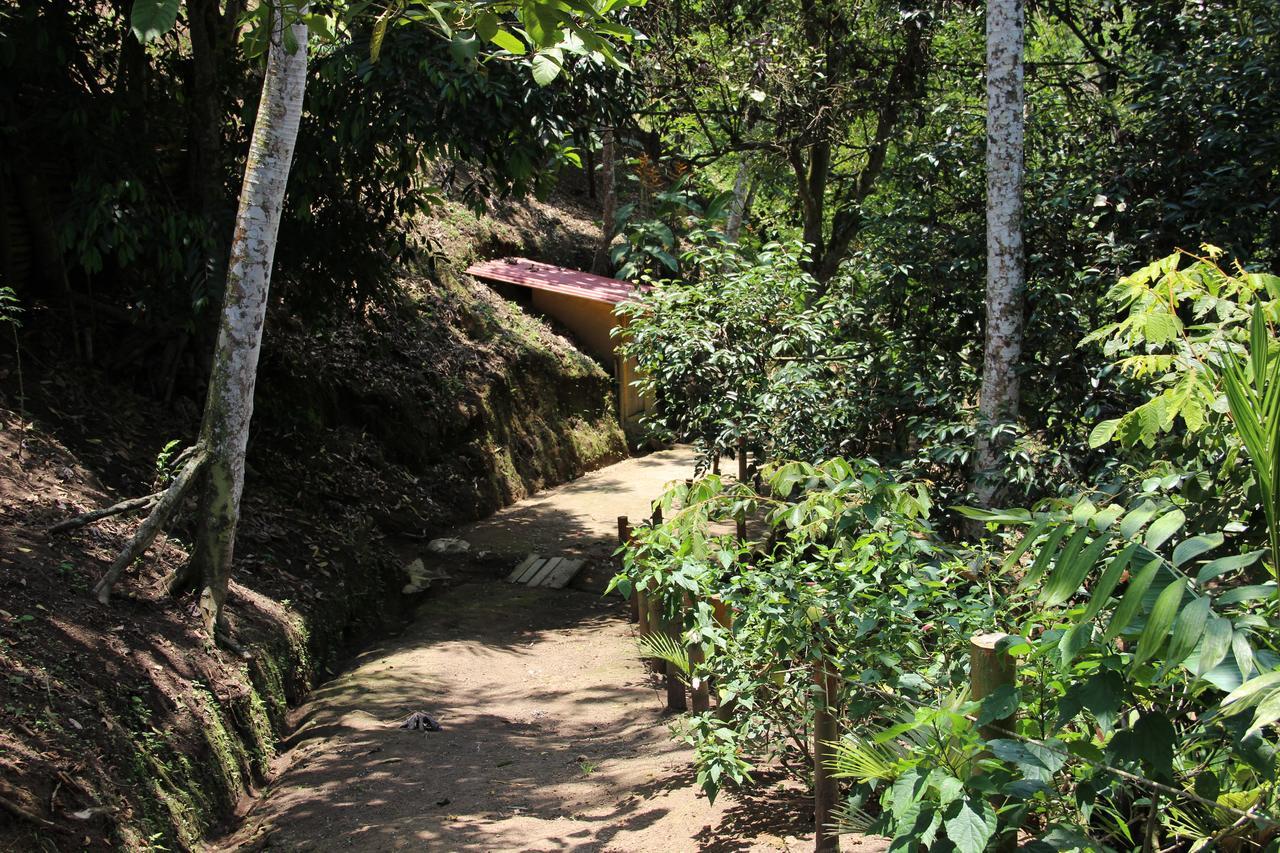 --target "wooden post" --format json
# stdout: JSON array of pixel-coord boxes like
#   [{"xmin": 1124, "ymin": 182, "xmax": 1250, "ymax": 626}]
[
  {"xmin": 970, "ymin": 632, "xmax": 1016, "ymax": 740},
  {"xmin": 813, "ymin": 651, "xmax": 840, "ymax": 853},
  {"xmin": 970, "ymin": 632, "xmax": 1017, "ymax": 853},
  {"xmin": 712, "ymin": 453, "xmax": 720, "ymax": 475},
  {"xmin": 711, "ymin": 597, "xmax": 732, "ymax": 630},
  {"xmin": 684, "ymin": 592, "xmax": 710, "ymax": 713},
  {"xmin": 651, "ymin": 502, "xmax": 663, "ymax": 525},
  {"xmin": 659, "ymin": 598, "xmax": 687, "ymax": 711},
  {"xmin": 644, "ymin": 594, "xmax": 664, "ymax": 673},
  {"xmin": 619, "ymin": 516, "xmax": 638, "ymax": 622}
]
